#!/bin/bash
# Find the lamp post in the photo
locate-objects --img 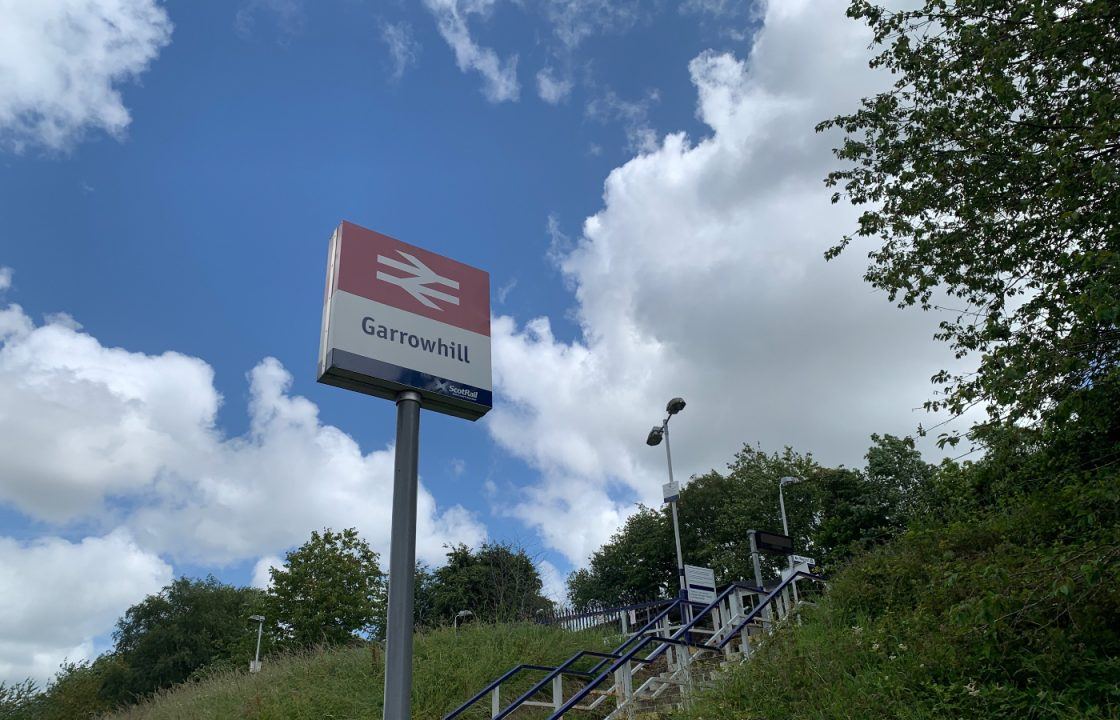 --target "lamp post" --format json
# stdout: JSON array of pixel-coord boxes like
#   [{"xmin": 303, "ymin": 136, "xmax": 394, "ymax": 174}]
[
  {"xmin": 248, "ymin": 615, "xmax": 265, "ymax": 673},
  {"xmin": 454, "ymin": 609, "xmax": 474, "ymax": 634},
  {"xmin": 647, "ymin": 397, "xmax": 687, "ymax": 604},
  {"xmin": 778, "ymin": 476, "xmax": 802, "ymax": 606}
]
